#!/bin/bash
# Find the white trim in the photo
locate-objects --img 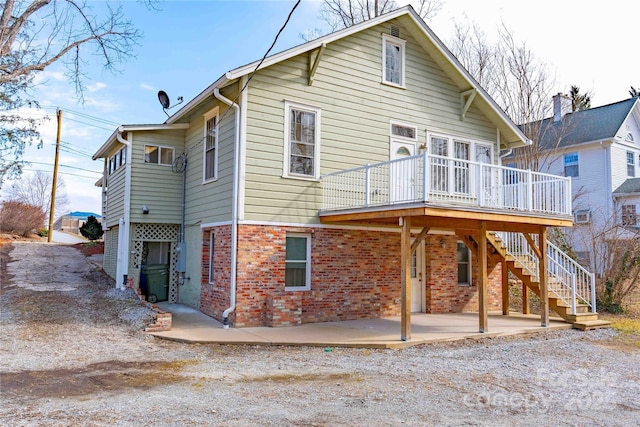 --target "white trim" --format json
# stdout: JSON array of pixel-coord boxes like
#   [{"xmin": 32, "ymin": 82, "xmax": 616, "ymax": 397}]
[
  {"xmin": 382, "ymin": 33, "xmax": 406, "ymax": 88},
  {"xmin": 203, "ymin": 107, "xmax": 220, "ymax": 183},
  {"xmin": 208, "ymin": 231, "xmax": 215, "ymax": 284},
  {"xmin": 426, "ymin": 132, "xmax": 495, "ymax": 161},
  {"xmin": 200, "ymin": 220, "xmax": 233, "ymax": 229},
  {"xmin": 283, "ymin": 101, "xmax": 321, "ymax": 180},
  {"xmin": 237, "ymin": 219, "xmax": 456, "ymax": 235},
  {"xmin": 238, "ymin": 76, "xmax": 248, "ymax": 221},
  {"xmin": 457, "ymin": 241, "xmax": 472, "ymax": 286},
  {"xmin": 143, "ymin": 144, "xmax": 175, "ymax": 166},
  {"xmin": 285, "ymin": 233, "xmax": 312, "ymax": 291}
]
